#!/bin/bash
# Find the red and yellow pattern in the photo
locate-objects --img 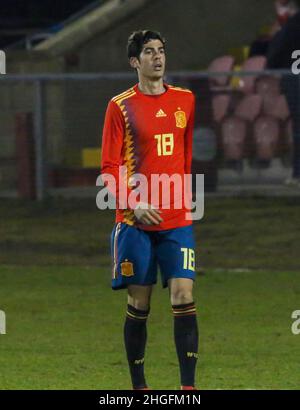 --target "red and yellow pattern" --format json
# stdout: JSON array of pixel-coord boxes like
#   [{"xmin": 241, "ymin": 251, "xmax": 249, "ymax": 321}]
[
  {"xmin": 101, "ymin": 83, "xmax": 195, "ymax": 231},
  {"xmin": 112, "ymin": 89, "xmax": 137, "ymax": 225}
]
